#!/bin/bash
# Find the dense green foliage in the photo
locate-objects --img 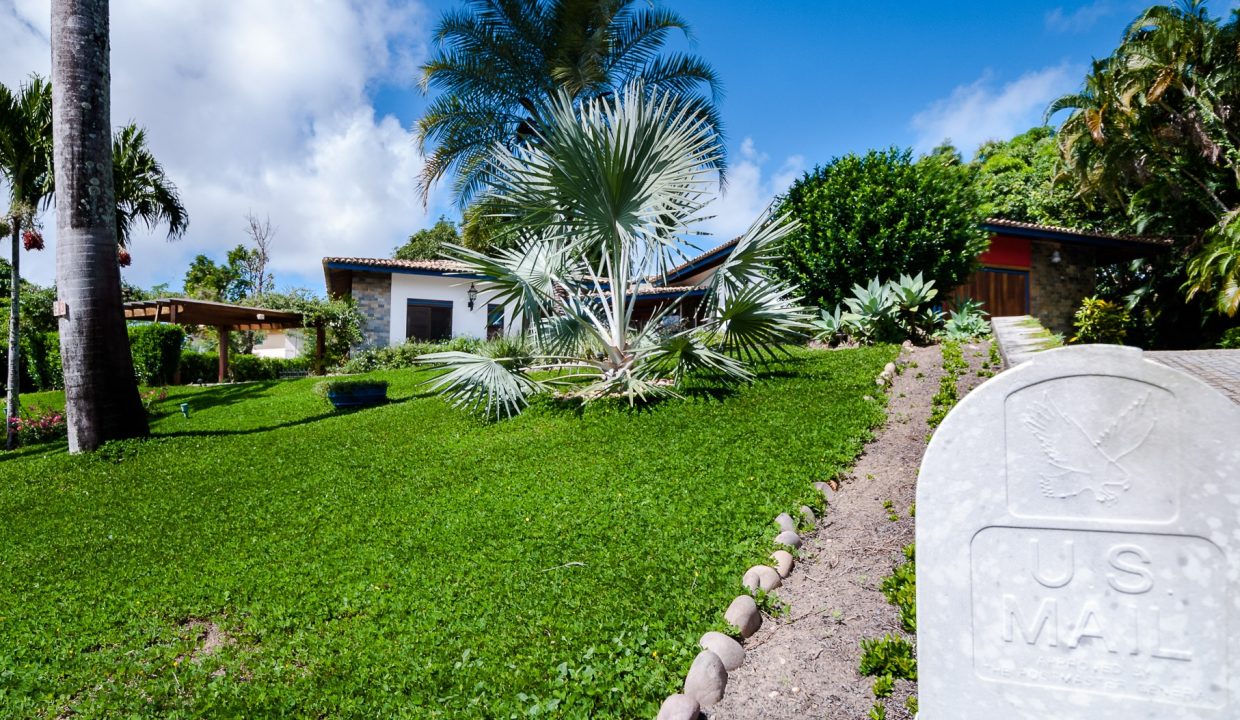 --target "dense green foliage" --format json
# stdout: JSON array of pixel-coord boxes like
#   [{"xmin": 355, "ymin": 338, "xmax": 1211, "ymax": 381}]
[
  {"xmin": 880, "ymin": 544, "xmax": 916, "ymax": 634},
  {"xmin": 777, "ymin": 148, "xmax": 986, "ymax": 309},
  {"xmin": 247, "ymin": 291, "xmax": 363, "ymax": 371},
  {"xmin": 127, "ymin": 324, "xmax": 185, "ymax": 386},
  {"xmin": 341, "ymin": 337, "xmax": 483, "ymax": 374},
  {"xmin": 177, "ymin": 350, "xmax": 218, "ymax": 384},
  {"xmin": 0, "ymin": 346, "xmax": 893, "ymax": 718},
  {"xmin": 1047, "ymin": 1, "xmax": 1240, "ymax": 344},
  {"xmin": 1071, "ymin": 296, "xmax": 1131, "ymax": 345},
  {"xmin": 1220, "ymin": 327, "xmax": 1240, "ymax": 349},
  {"xmin": 394, "ymin": 217, "xmax": 459, "ymax": 260},
  {"xmin": 229, "ymin": 355, "xmax": 309, "ymax": 382},
  {"xmin": 971, "ymin": 127, "xmax": 1121, "ymax": 231},
  {"xmin": 813, "ymin": 274, "xmax": 942, "ymax": 345}
]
